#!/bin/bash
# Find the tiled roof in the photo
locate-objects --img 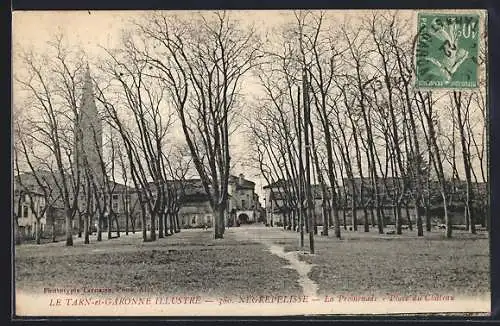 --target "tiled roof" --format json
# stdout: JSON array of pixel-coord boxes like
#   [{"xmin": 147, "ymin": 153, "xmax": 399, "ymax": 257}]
[{"xmin": 229, "ymin": 175, "xmax": 255, "ymax": 190}]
